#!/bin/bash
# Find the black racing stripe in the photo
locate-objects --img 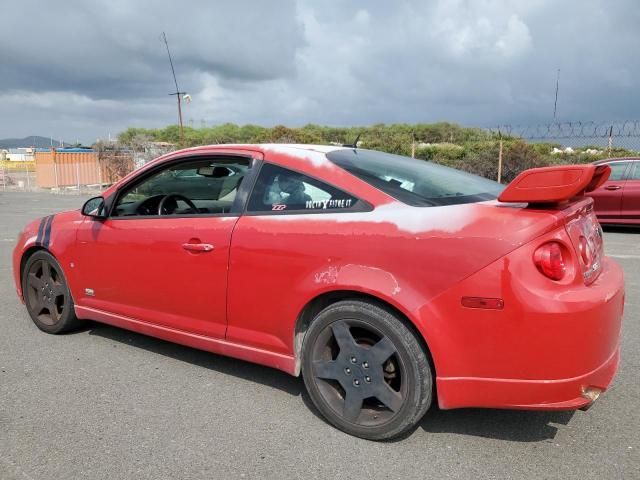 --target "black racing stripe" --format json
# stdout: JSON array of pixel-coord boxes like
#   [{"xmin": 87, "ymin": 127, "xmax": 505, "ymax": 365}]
[
  {"xmin": 43, "ymin": 215, "xmax": 54, "ymax": 247},
  {"xmin": 35, "ymin": 216, "xmax": 48, "ymax": 246}
]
